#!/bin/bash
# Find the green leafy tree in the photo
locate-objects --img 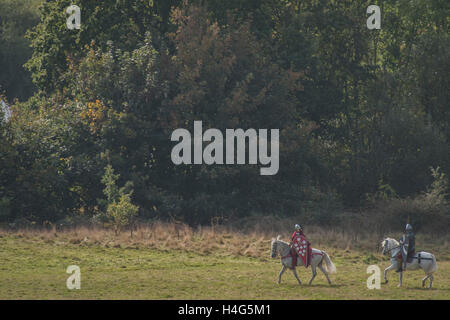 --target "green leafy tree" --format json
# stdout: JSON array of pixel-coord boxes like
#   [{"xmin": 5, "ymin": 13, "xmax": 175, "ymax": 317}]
[
  {"xmin": 101, "ymin": 165, "xmax": 139, "ymax": 235},
  {"xmin": 25, "ymin": 0, "xmax": 175, "ymax": 94},
  {"xmin": 0, "ymin": 0, "xmax": 41, "ymax": 101},
  {"xmin": 101, "ymin": 165, "xmax": 120, "ymax": 204},
  {"xmin": 107, "ymin": 193, "xmax": 139, "ymax": 236}
]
